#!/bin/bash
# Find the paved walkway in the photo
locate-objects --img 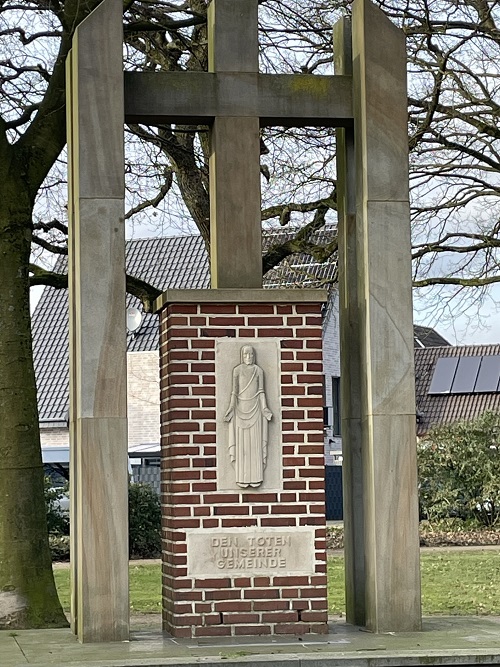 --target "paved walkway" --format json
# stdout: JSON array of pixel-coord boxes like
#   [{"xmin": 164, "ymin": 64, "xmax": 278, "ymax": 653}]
[{"xmin": 3, "ymin": 616, "xmax": 500, "ymax": 667}]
